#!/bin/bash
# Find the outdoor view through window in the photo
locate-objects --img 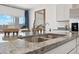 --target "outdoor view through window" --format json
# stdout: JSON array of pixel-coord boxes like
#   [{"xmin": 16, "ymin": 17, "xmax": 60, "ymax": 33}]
[{"xmin": 0, "ymin": 15, "xmax": 25, "ymax": 25}]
